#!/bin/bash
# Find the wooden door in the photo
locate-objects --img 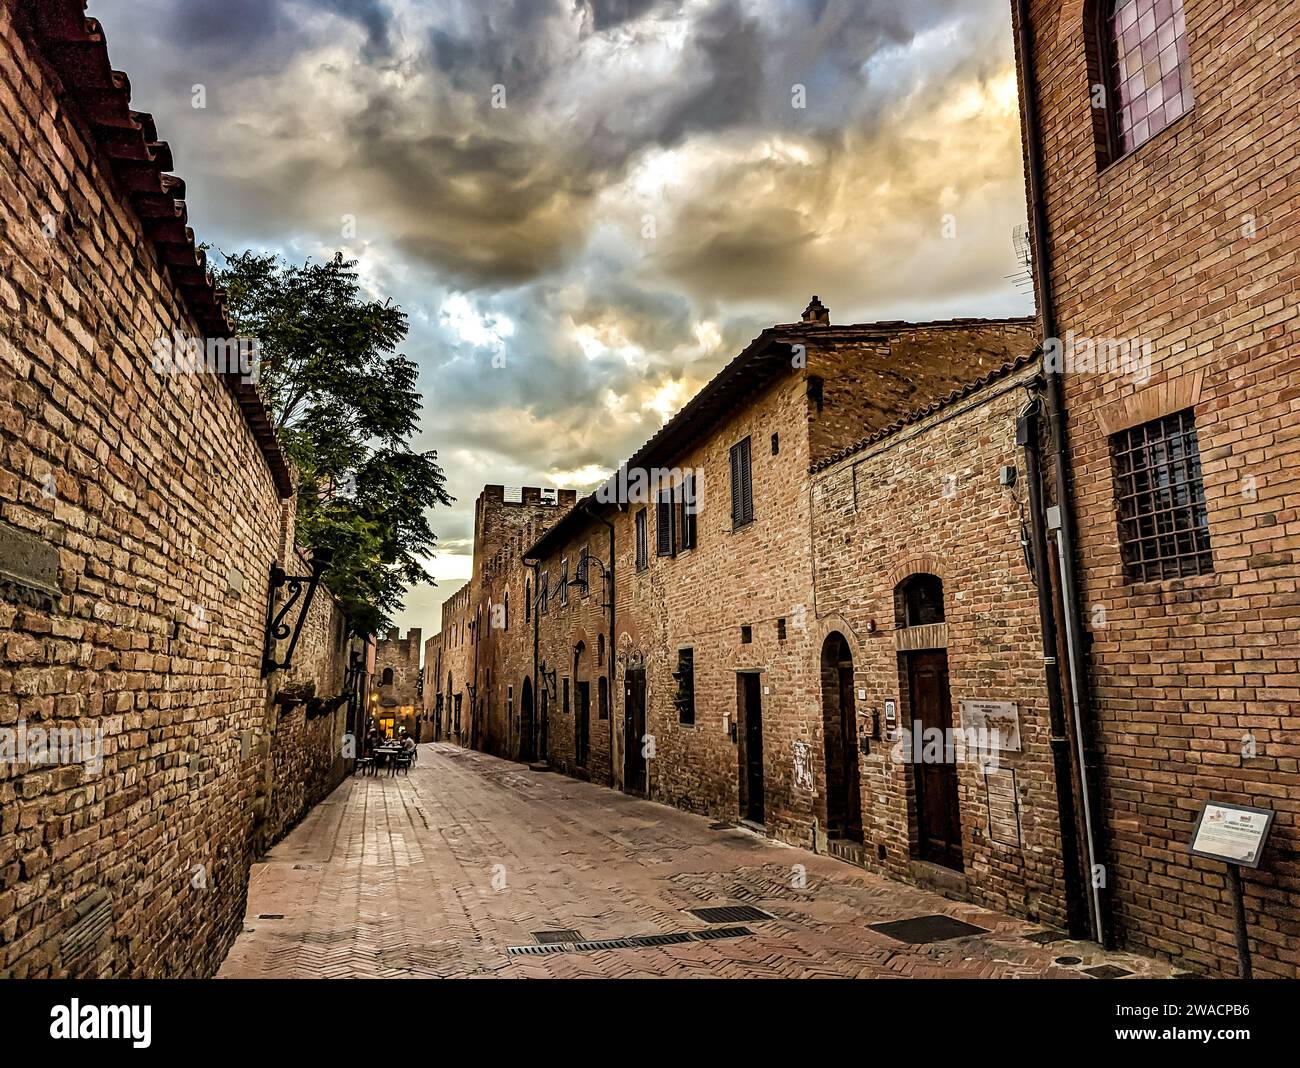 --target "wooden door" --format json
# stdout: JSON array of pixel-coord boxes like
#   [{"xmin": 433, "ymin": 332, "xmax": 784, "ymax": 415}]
[
  {"xmin": 739, "ymin": 673, "xmax": 764, "ymax": 824},
  {"xmin": 908, "ymin": 651, "xmax": 963, "ymax": 870},
  {"xmin": 624, "ymin": 669, "xmax": 646, "ymax": 795}
]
